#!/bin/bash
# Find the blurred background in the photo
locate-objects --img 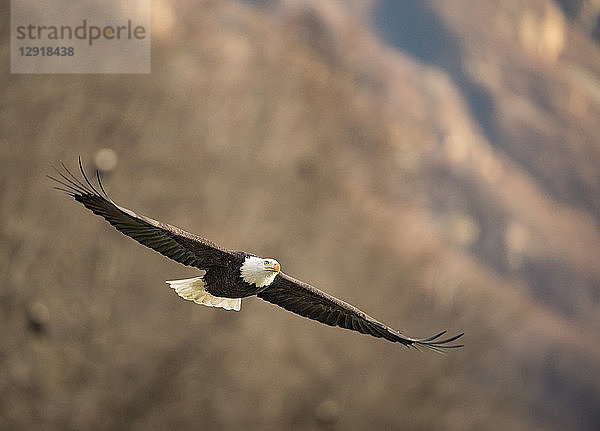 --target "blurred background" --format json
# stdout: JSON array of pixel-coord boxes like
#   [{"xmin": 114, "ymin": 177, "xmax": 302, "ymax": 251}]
[{"xmin": 2, "ymin": 0, "xmax": 600, "ymax": 429}]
